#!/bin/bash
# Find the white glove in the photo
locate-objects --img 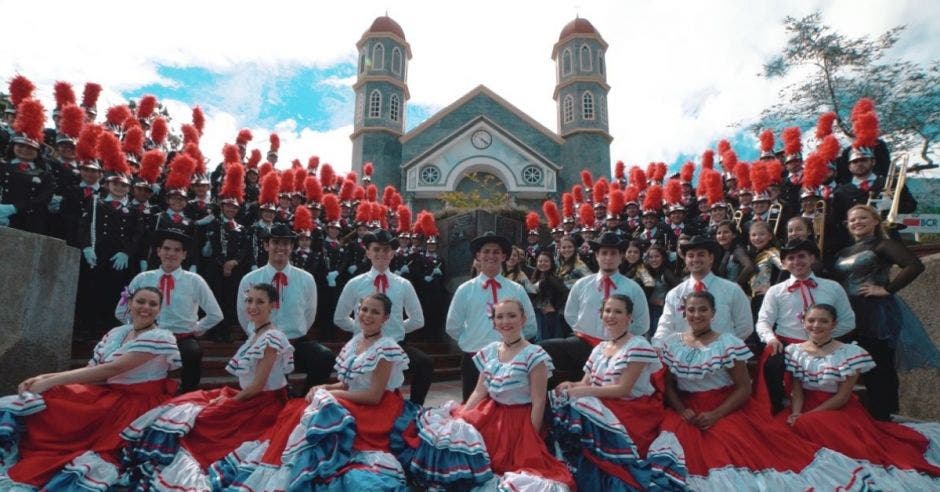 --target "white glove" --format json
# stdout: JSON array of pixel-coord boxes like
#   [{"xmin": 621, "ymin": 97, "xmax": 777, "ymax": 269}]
[
  {"xmin": 433, "ymin": 267, "xmax": 442, "ymax": 276},
  {"xmin": 196, "ymin": 213, "xmax": 216, "ymax": 226},
  {"xmin": 48, "ymin": 195, "xmax": 62, "ymax": 213},
  {"xmin": 139, "ymin": 260, "xmax": 148, "ymax": 272},
  {"xmin": 201, "ymin": 241, "xmax": 213, "ymax": 257},
  {"xmin": 189, "ymin": 264, "xmax": 198, "ymax": 274},
  {"xmin": 424, "ymin": 275, "xmax": 433, "ymax": 283},
  {"xmin": 347, "ymin": 265, "xmax": 357, "ymax": 274},
  {"xmin": 399, "ymin": 264, "xmax": 409, "ymax": 274},
  {"xmin": 326, "ymin": 271, "xmax": 339, "ymax": 287},
  {"xmin": 83, "ymin": 247, "xmax": 97, "ymax": 267},
  {"xmin": 110, "ymin": 252, "xmax": 129, "ymax": 271},
  {"xmin": 668, "ymin": 251, "xmax": 677, "ymax": 263},
  {"xmin": 0, "ymin": 204, "xmax": 16, "ymax": 218}
]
